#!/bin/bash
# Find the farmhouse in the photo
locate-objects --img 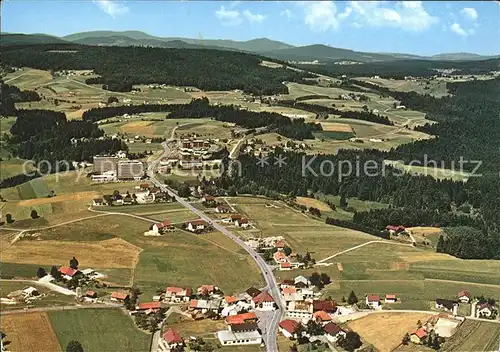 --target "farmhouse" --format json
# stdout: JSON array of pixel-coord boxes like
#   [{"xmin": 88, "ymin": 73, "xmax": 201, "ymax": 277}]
[
  {"xmin": 197, "ymin": 285, "xmax": 219, "ymax": 296},
  {"xmin": 58, "ymin": 266, "xmax": 81, "ymax": 281},
  {"xmin": 158, "ymin": 328, "xmax": 184, "ymax": 352},
  {"xmin": 435, "ymin": 299, "xmax": 459, "ymax": 314},
  {"xmin": 92, "ymin": 198, "xmax": 105, "ymax": 206},
  {"xmin": 224, "ymin": 296, "xmax": 238, "ymax": 305},
  {"xmin": 164, "ymin": 287, "xmax": 192, "ymax": 303},
  {"xmin": 21, "ymin": 287, "xmax": 39, "ymax": 298},
  {"xmin": 279, "ymin": 319, "xmax": 300, "ymax": 339},
  {"xmin": 137, "ymin": 302, "xmax": 162, "ymax": 312},
  {"xmin": 280, "ymin": 279, "xmax": 295, "ymax": 290},
  {"xmin": 280, "ymin": 262, "xmax": 292, "ymax": 271},
  {"xmin": 365, "ymin": 294, "xmax": 381, "ymax": 309},
  {"xmin": 273, "ymin": 251, "xmax": 287, "ymax": 263},
  {"xmin": 228, "ymin": 322, "xmax": 259, "ymax": 333},
  {"xmin": 235, "ymin": 218, "xmax": 250, "ymax": 228},
  {"xmin": 86, "ymin": 290, "xmax": 97, "ymax": 299},
  {"xmin": 186, "ymin": 219, "xmax": 207, "ymax": 232},
  {"xmin": 203, "ymin": 195, "xmax": 216, "ymax": 204},
  {"xmin": 457, "ymin": 290, "xmax": 471, "ymax": 303},
  {"xmin": 111, "ymin": 292, "xmax": 129, "ymax": 302},
  {"xmin": 313, "ymin": 300, "xmax": 336, "ymax": 313},
  {"xmin": 385, "ymin": 294, "xmax": 397, "ymax": 303},
  {"xmin": 287, "ymin": 301, "xmax": 313, "ymax": 319},
  {"xmin": 323, "ymin": 322, "xmax": 345, "ymax": 343},
  {"xmin": 216, "ymin": 205, "xmax": 231, "ymax": 213},
  {"xmin": 410, "ymin": 328, "xmax": 427, "ymax": 344},
  {"xmin": 152, "ymin": 220, "xmax": 175, "ymax": 234},
  {"xmin": 385, "ymin": 225, "xmax": 406, "ymax": 235},
  {"xmin": 477, "ymin": 303, "xmax": 495, "ymax": 317},
  {"xmin": 313, "ymin": 310, "xmax": 332, "ymax": 323},
  {"xmin": 251, "ymin": 291, "xmax": 276, "ymax": 311}
]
